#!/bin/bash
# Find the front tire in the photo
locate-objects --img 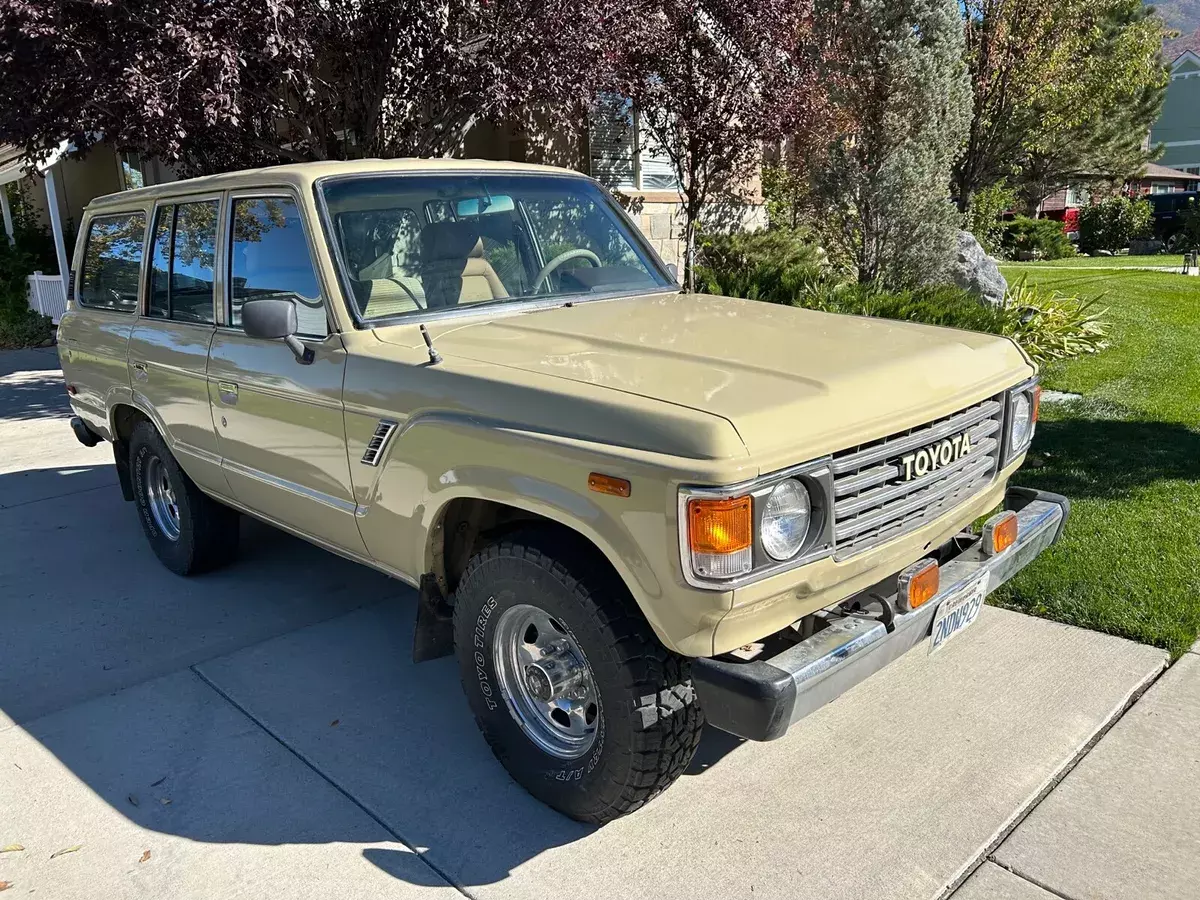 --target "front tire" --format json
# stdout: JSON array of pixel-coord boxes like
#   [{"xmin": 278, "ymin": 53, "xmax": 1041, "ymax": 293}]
[
  {"xmin": 453, "ymin": 529, "xmax": 703, "ymax": 824},
  {"xmin": 129, "ymin": 421, "xmax": 239, "ymax": 575}
]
